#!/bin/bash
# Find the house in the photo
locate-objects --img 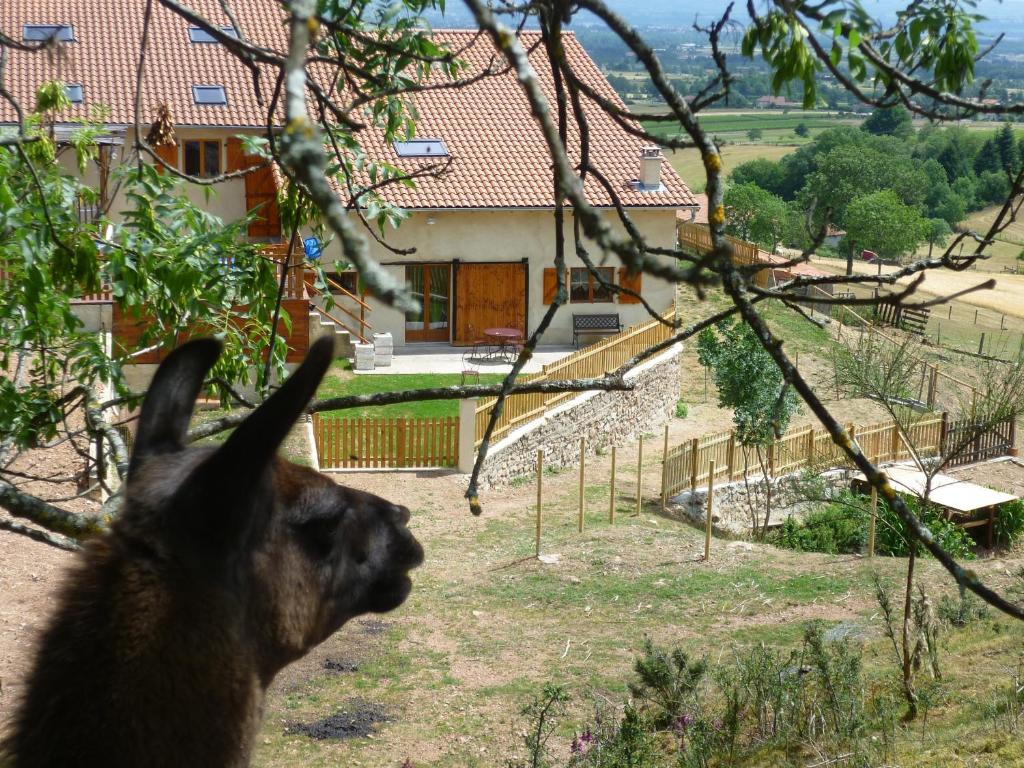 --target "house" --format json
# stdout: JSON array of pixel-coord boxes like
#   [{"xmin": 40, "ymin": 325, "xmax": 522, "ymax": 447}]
[
  {"xmin": 2, "ymin": 3, "xmax": 698, "ymax": 352},
  {"xmin": 319, "ymin": 30, "xmax": 698, "ymax": 347}
]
